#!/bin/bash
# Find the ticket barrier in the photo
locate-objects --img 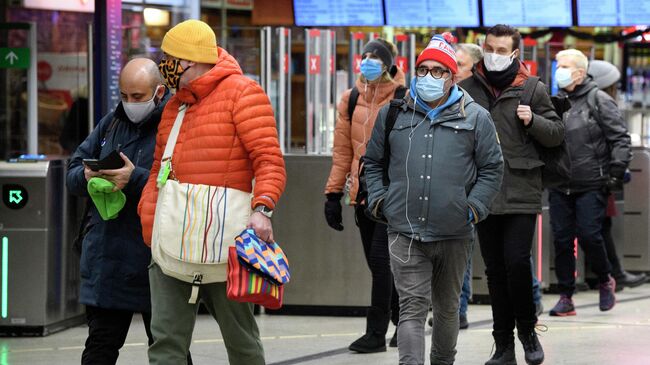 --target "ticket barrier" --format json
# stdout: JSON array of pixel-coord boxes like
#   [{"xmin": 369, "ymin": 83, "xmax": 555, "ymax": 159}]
[
  {"xmin": 0, "ymin": 160, "xmax": 84, "ymax": 335},
  {"xmin": 623, "ymin": 147, "xmax": 650, "ymax": 273},
  {"xmin": 269, "ymin": 155, "xmax": 371, "ymax": 315}
]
